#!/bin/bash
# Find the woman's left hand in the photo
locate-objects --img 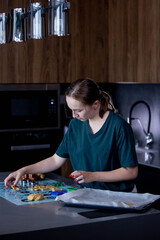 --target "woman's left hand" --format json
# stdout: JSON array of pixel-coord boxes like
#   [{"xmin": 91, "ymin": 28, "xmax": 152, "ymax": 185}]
[{"xmin": 69, "ymin": 170, "xmax": 94, "ymax": 184}]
